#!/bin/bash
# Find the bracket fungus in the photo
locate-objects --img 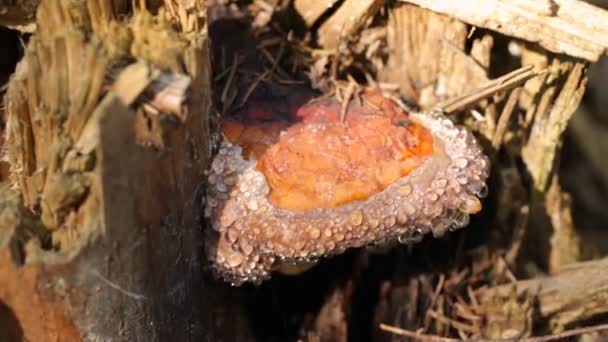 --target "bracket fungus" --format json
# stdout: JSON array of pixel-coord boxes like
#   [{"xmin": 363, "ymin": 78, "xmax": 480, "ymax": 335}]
[{"xmin": 205, "ymin": 88, "xmax": 489, "ymax": 285}]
